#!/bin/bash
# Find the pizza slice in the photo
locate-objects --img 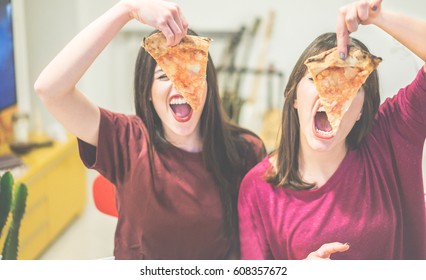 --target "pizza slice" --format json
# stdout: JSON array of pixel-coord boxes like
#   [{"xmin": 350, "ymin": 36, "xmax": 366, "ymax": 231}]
[
  {"xmin": 142, "ymin": 33, "xmax": 212, "ymax": 112},
  {"xmin": 304, "ymin": 46, "xmax": 382, "ymax": 134}
]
